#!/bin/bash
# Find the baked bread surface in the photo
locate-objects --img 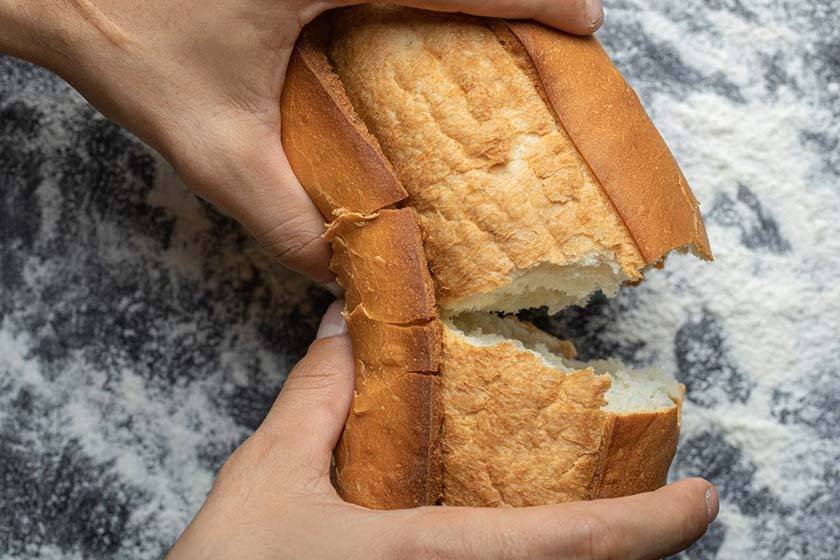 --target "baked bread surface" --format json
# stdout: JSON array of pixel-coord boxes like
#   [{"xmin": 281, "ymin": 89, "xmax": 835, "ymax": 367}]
[
  {"xmin": 329, "ymin": 7, "xmax": 647, "ymax": 311},
  {"xmin": 442, "ymin": 326, "xmax": 612, "ymax": 507}
]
